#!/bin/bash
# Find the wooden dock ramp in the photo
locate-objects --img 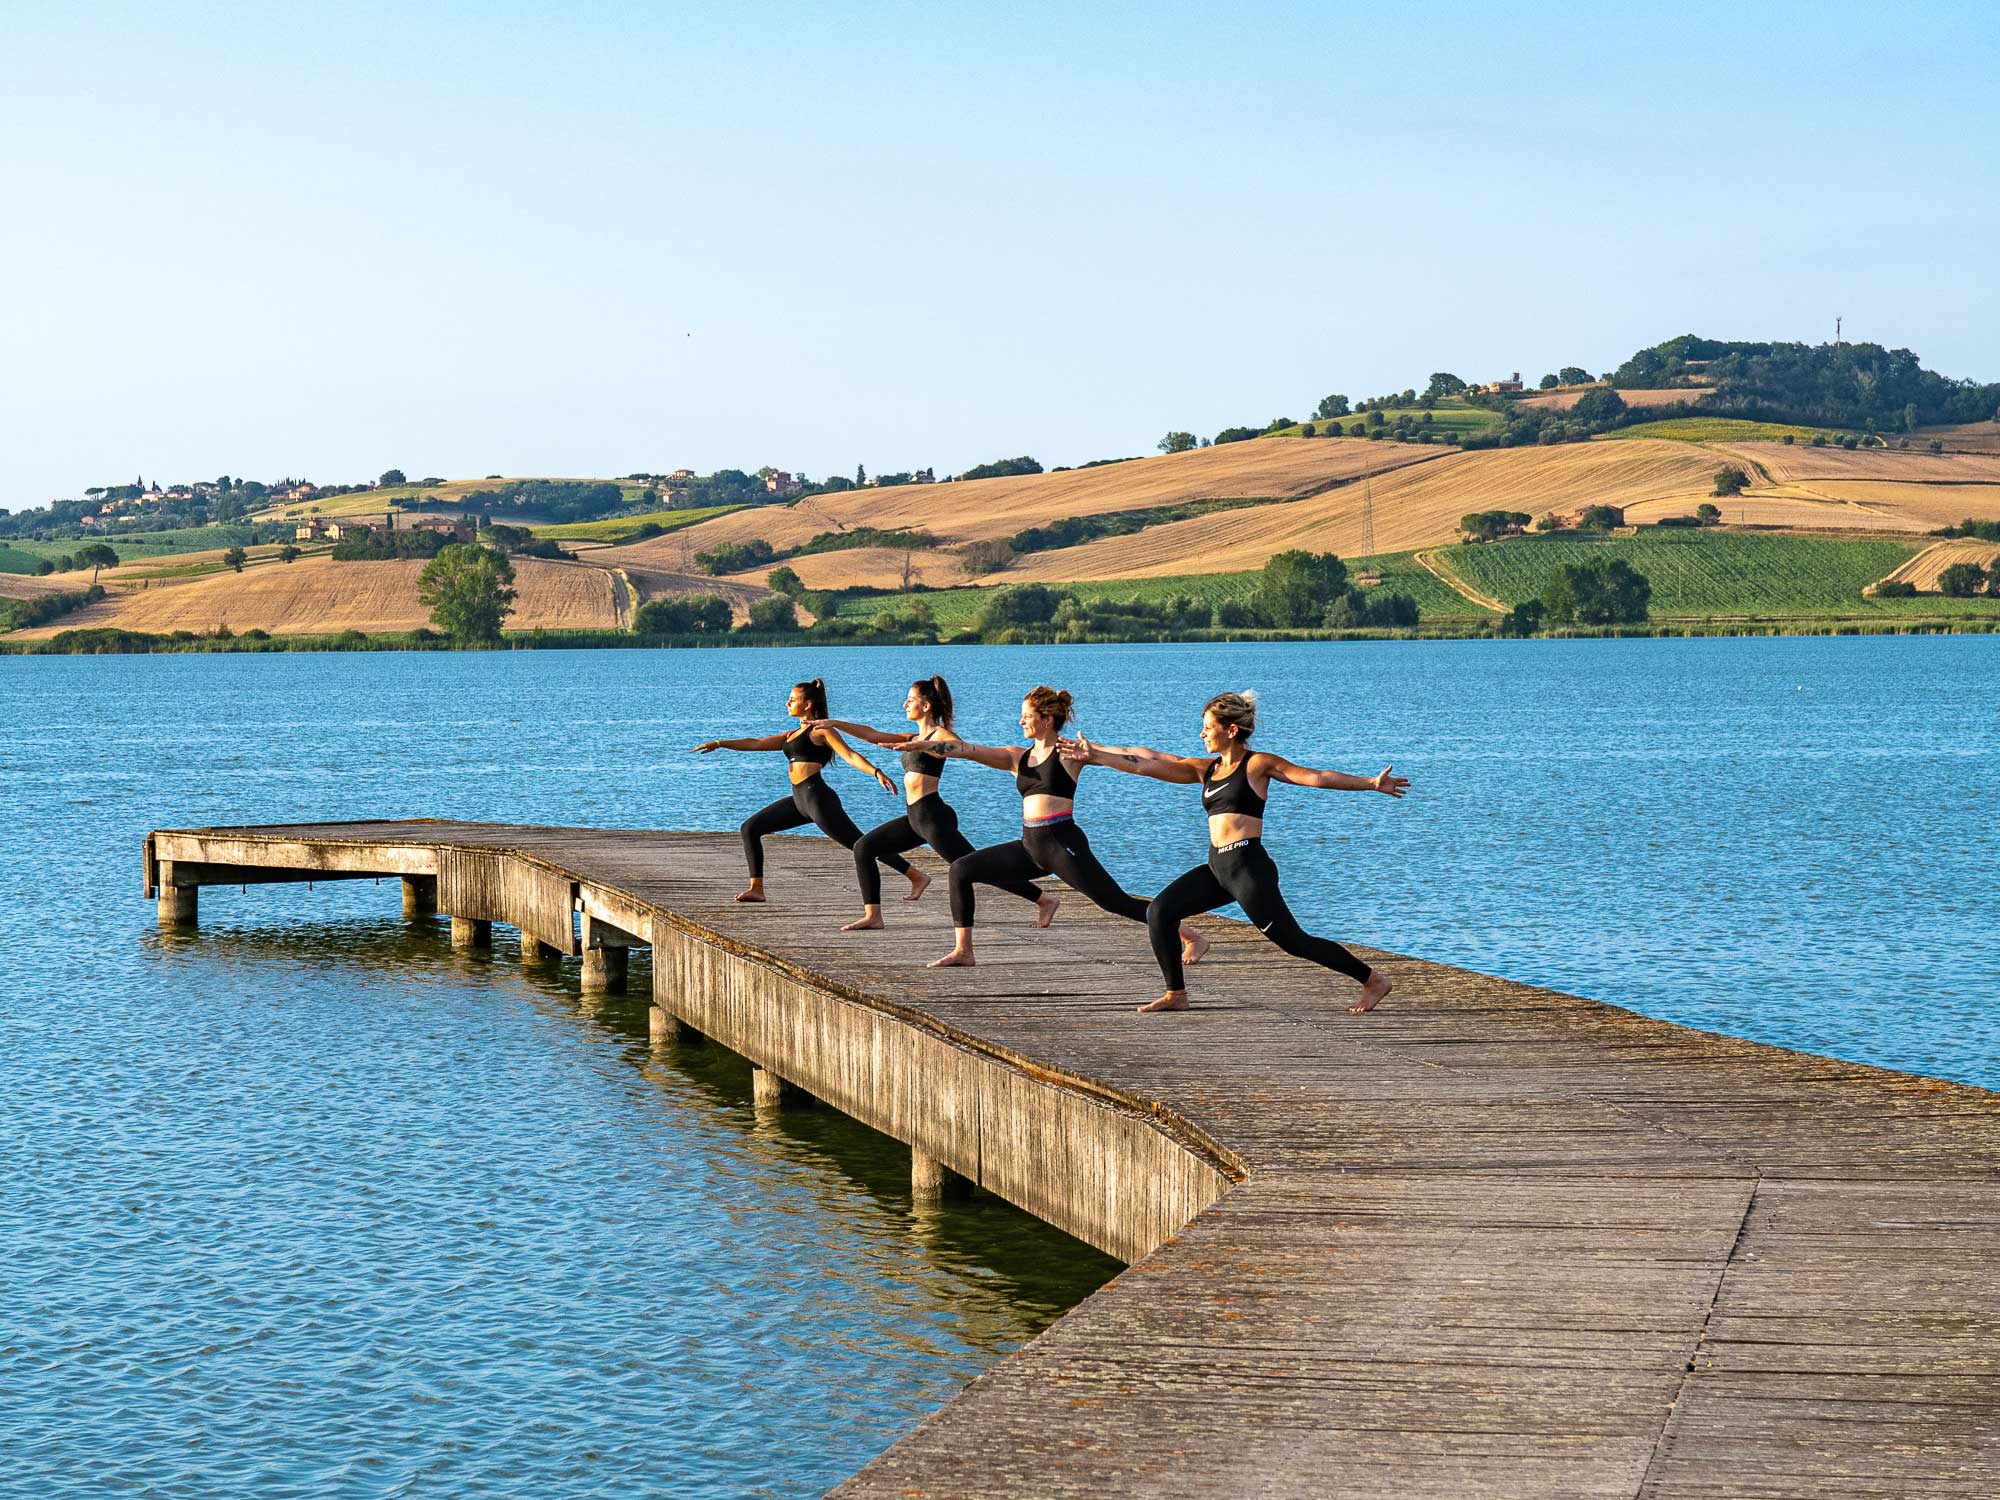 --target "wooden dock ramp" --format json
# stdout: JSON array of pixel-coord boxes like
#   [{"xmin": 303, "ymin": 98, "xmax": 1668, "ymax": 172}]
[{"xmin": 146, "ymin": 820, "xmax": 2000, "ymax": 1498}]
